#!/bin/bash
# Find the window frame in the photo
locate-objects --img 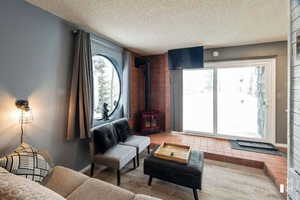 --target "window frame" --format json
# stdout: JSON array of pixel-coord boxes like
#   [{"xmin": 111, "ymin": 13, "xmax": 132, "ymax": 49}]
[
  {"xmin": 182, "ymin": 58, "xmax": 276, "ymax": 143},
  {"xmin": 90, "ymin": 34, "xmax": 123, "ymax": 126},
  {"xmin": 92, "ymin": 54, "xmax": 122, "ymax": 121}
]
